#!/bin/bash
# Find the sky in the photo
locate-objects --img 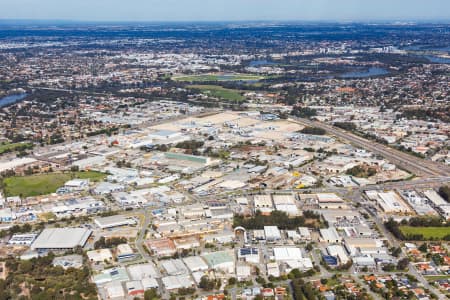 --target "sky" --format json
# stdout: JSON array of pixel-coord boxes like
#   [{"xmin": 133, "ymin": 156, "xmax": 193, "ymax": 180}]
[{"xmin": 0, "ymin": 0, "xmax": 449, "ymax": 22}]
